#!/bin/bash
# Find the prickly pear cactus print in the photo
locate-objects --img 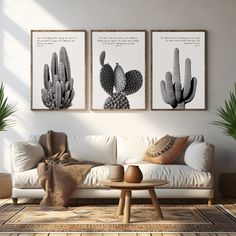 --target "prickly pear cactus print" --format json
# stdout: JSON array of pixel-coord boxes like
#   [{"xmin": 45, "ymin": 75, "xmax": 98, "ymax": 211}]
[
  {"xmin": 100, "ymin": 64, "xmax": 114, "ymax": 95},
  {"xmin": 99, "ymin": 51, "xmax": 143, "ymax": 110},
  {"xmin": 104, "ymin": 93, "xmax": 130, "ymax": 109},
  {"xmin": 114, "ymin": 63, "xmax": 126, "ymax": 93},
  {"xmin": 123, "ymin": 70, "xmax": 143, "ymax": 95},
  {"xmin": 41, "ymin": 47, "xmax": 75, "ymax": 110}
]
